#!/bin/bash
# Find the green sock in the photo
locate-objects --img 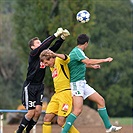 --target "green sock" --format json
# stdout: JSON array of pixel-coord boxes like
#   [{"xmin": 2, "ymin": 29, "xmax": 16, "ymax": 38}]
[
  {"xmin": 61, "ymin": 113, "xmax": 77, "ymax": 133},
  {"xmin": 98, "ymin": 107, "xmax": 112, "ymax": 129}
]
